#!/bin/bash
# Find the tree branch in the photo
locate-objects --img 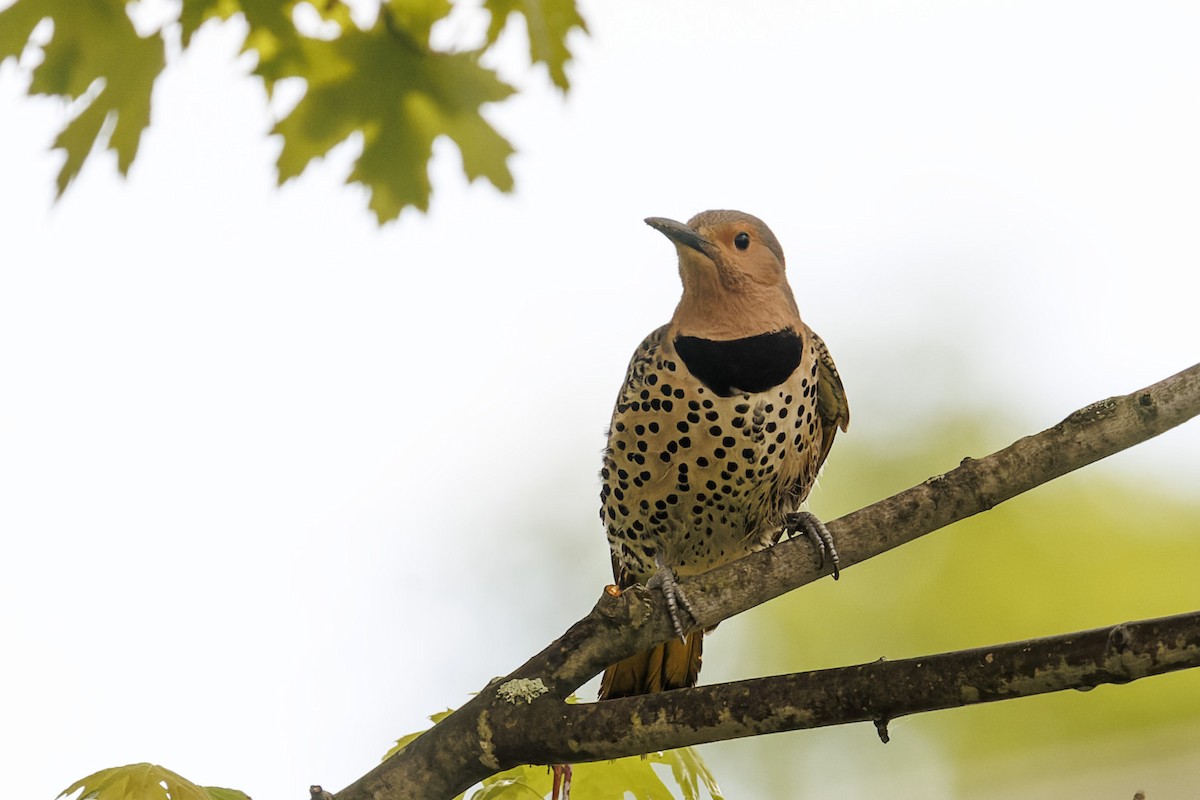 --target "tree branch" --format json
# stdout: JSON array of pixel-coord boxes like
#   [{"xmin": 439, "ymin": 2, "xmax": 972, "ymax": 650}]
[
  {"xmin": 335, "ymin": 362, "xmax": 1200, "ymax": 800},
  {"xmin": 496, "ymin": 609, "xmax": 1200, "ymax": 762}
]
